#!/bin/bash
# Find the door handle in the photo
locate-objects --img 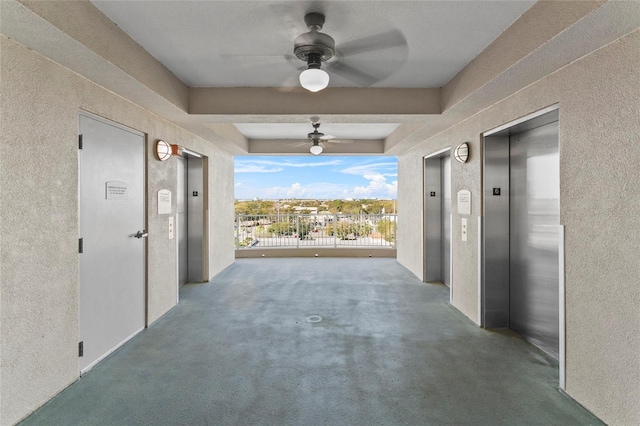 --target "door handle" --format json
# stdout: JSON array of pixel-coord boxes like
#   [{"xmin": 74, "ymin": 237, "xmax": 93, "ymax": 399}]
[{"xmin": 133, "ymin": 230, "xmax": 148, "ymax": 239}]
